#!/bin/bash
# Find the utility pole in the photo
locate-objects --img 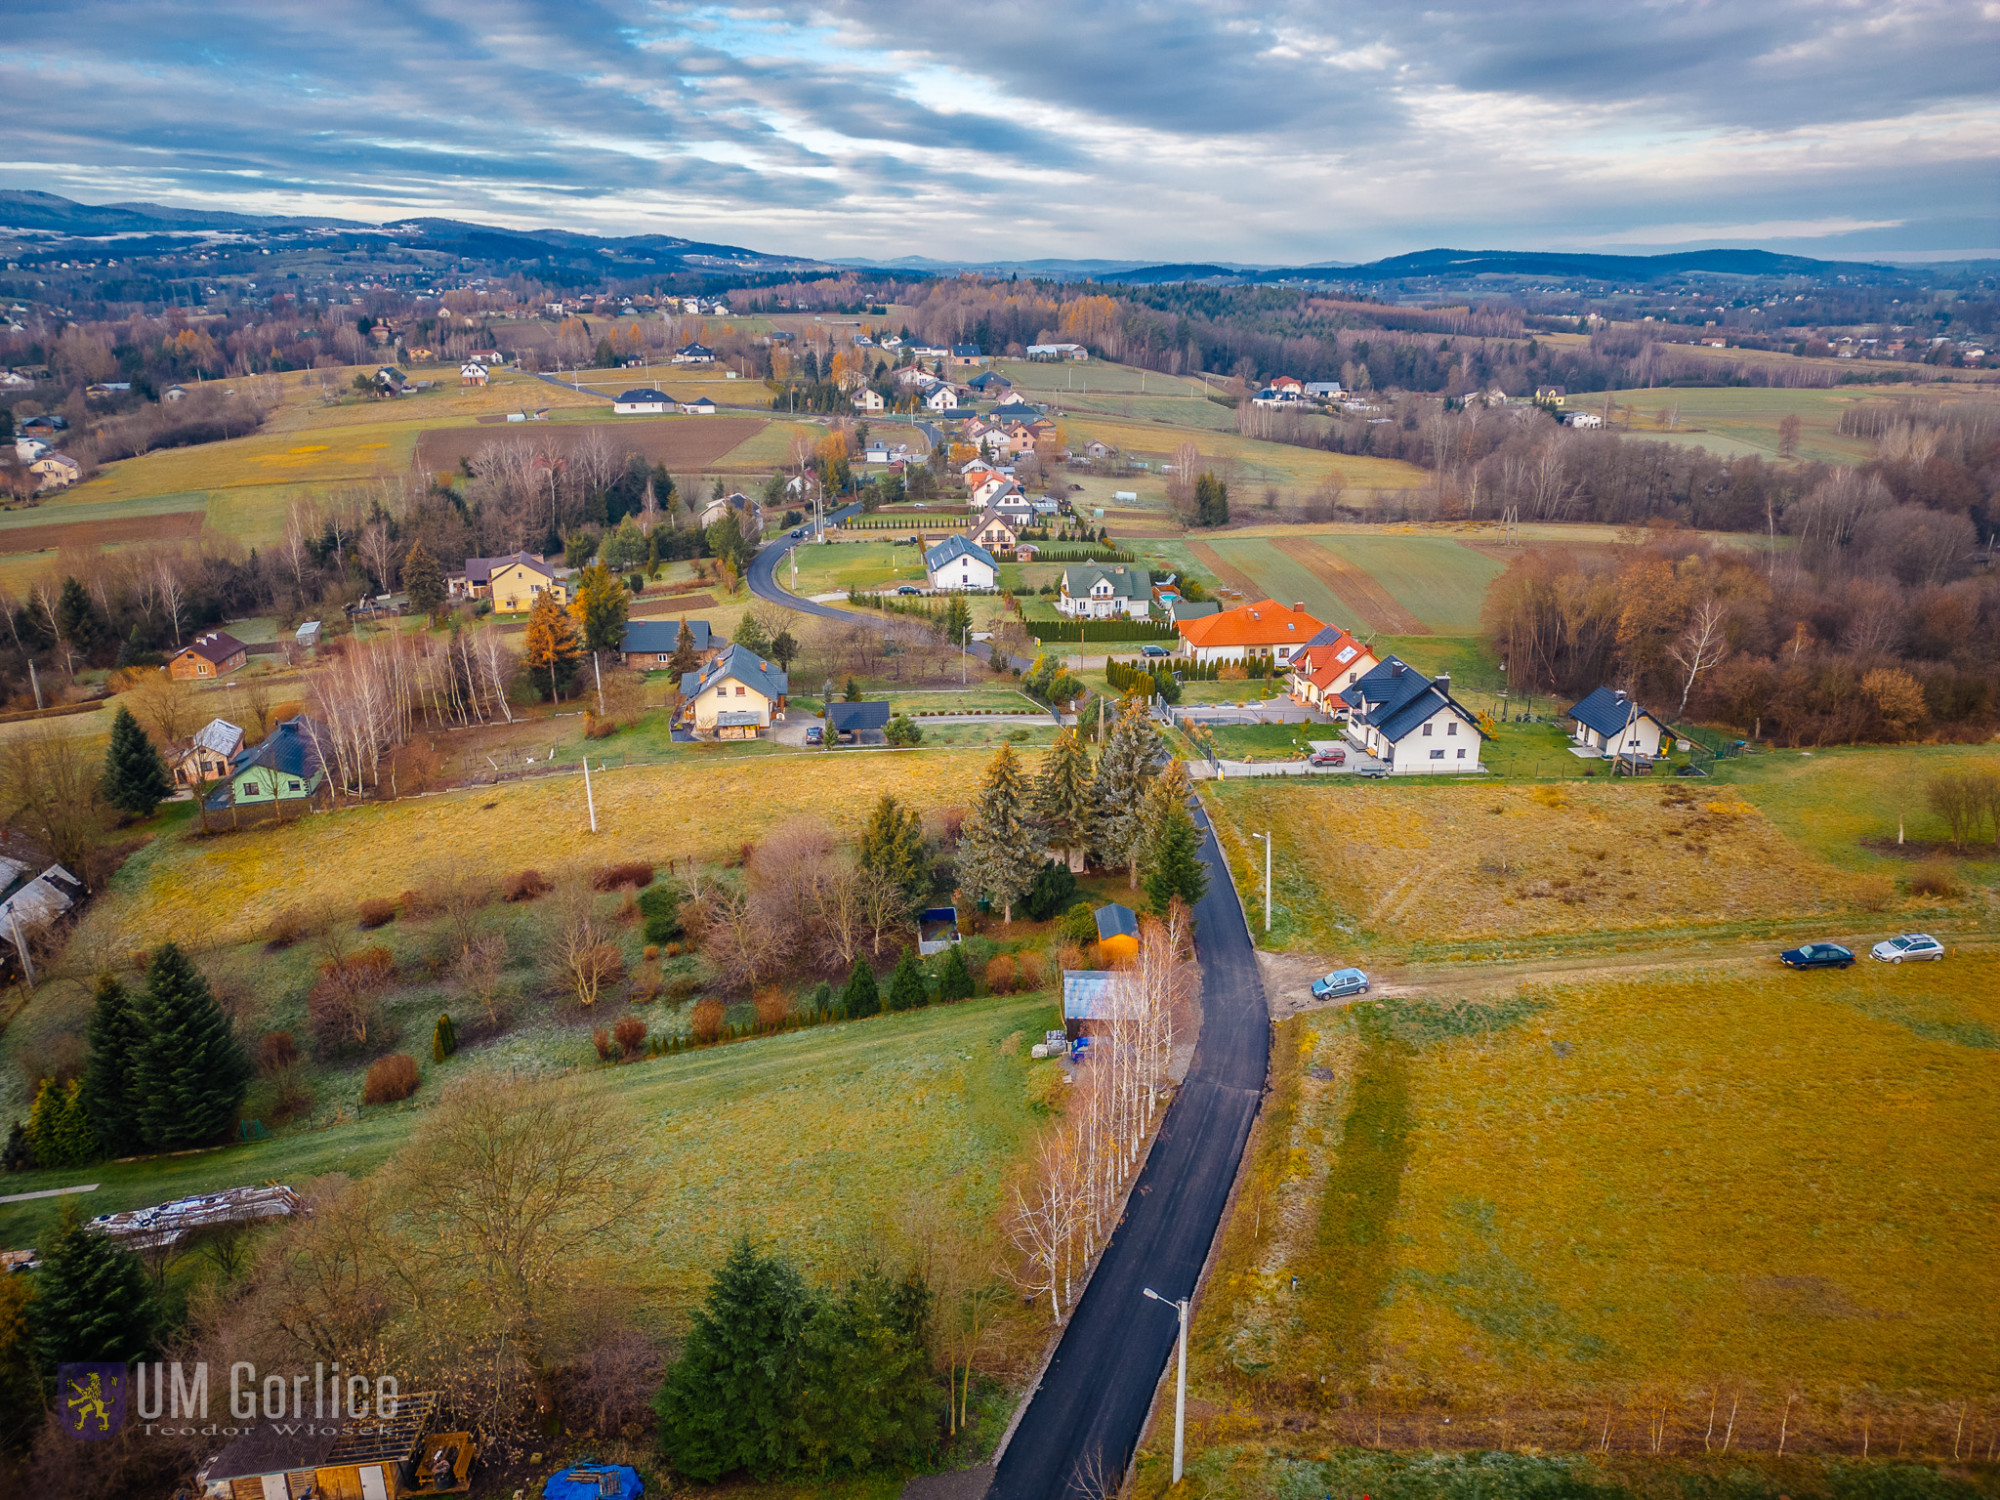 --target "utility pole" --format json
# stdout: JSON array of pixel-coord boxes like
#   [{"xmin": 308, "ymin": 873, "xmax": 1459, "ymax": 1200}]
[
  {"xmin": 582, "ymin": 754, "xmax": 598, "ymax": 834},
  {"xmin": 1250, "ymin": 830, "xmax": 1271, "ymax": 932},
  {"xmin": 593, "ymin": 652, "xmax": 604, "ymax": 717},
  {"xmin": 1143, "ymin": 1288, "xmax": 1188, "ymax": 1485},
  {"xmin": 27, "ymin": 659, "xmax": 40, "ymax": 711}
]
